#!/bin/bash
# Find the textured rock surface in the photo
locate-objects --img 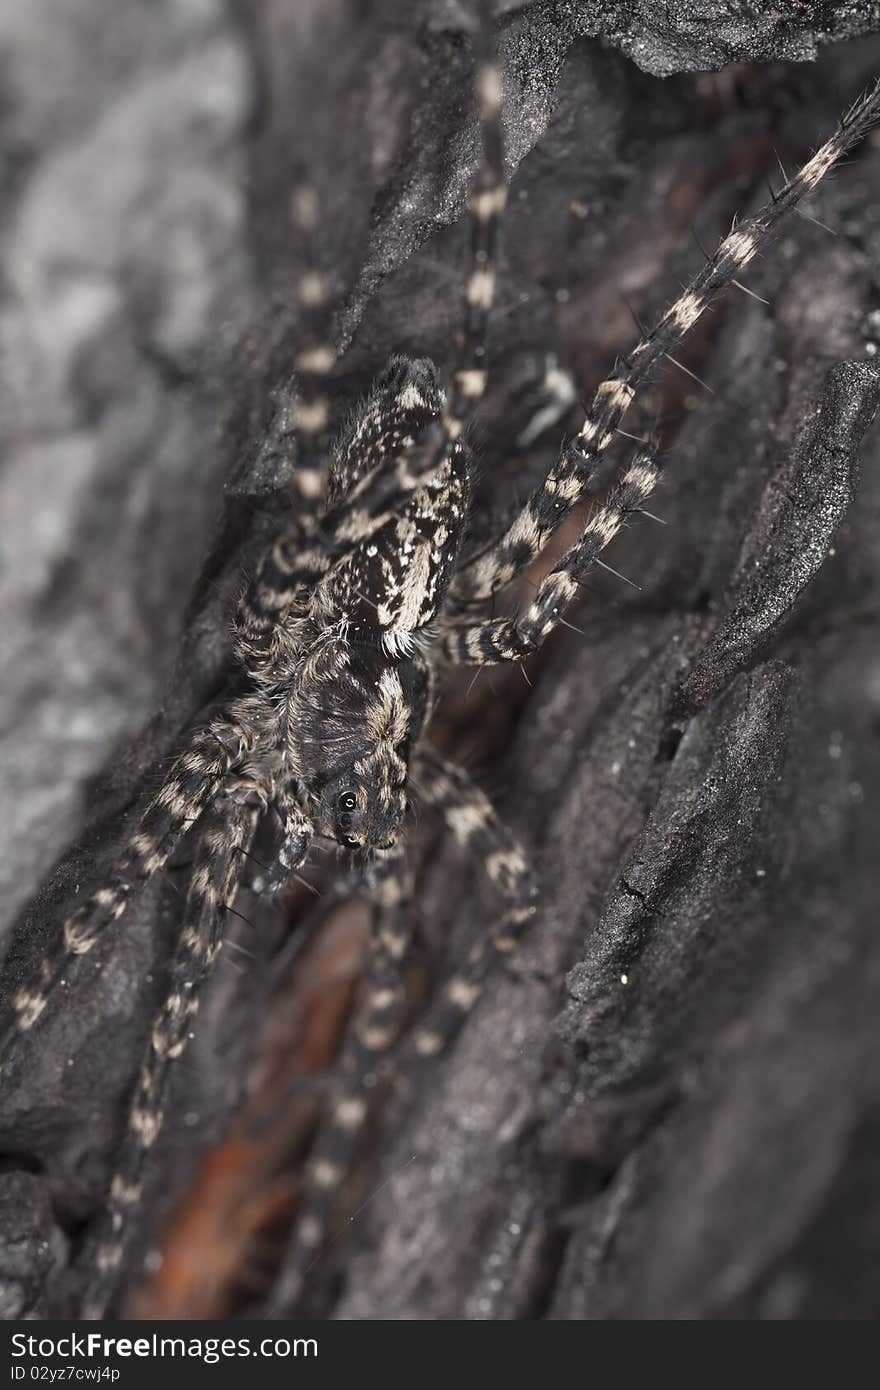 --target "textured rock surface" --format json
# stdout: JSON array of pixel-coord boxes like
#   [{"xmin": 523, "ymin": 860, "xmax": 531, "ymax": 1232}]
[{"xmin": 1, "ymin": 0, "xmax": 879, "ymax": 1320}]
